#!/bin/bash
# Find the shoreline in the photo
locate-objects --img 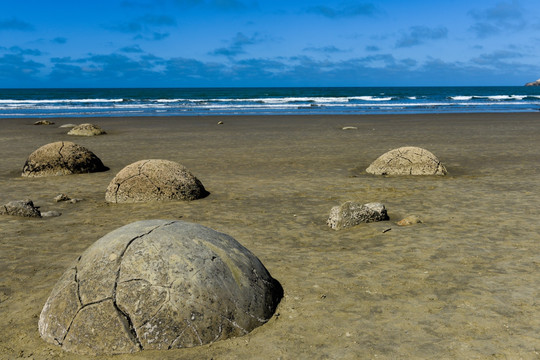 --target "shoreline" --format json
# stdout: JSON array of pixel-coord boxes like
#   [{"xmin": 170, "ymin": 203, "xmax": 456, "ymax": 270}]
[
  {"xmin": 1, "ymin": 112, "xmax": 540, "ymax": 359},
  {"xmin": 1, "ymin": 110, "xmax": 539, "ymax": 119},
  {"xmin": 2, "ymin": 86, "xmax": 540, "ymax": 118}
]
